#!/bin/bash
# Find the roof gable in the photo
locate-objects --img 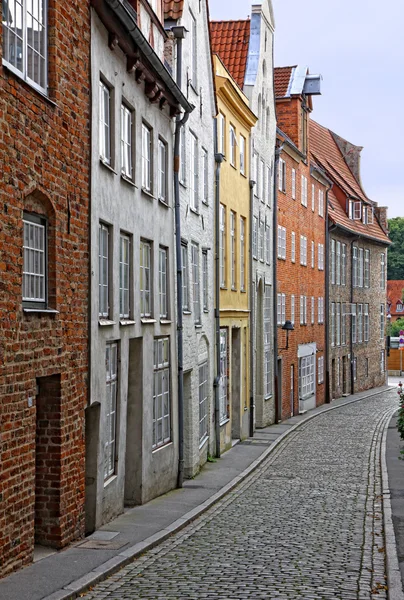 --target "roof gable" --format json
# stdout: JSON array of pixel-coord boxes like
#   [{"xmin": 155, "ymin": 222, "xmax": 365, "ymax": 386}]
[{"xmin": 210, "ymin": 20, "xmax": 250, "ymax": 89}]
